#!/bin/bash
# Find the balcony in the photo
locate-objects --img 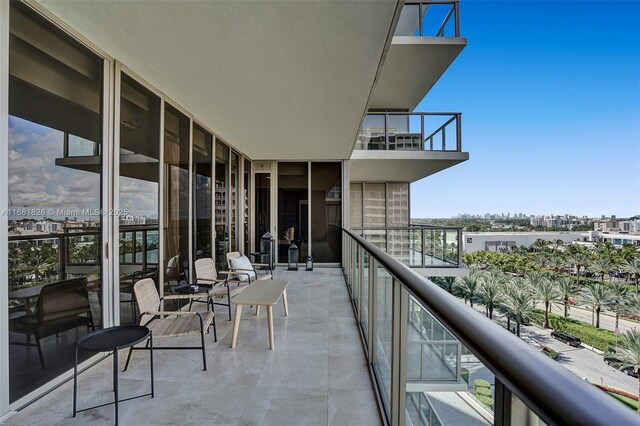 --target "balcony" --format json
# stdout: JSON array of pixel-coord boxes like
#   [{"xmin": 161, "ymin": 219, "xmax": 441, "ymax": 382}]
[
  {"xmin": 5, "ymin": 233, "xmax": 637, "ymax": 426},
  {"xmin": 341, "ymin": 228, "xmax": 637, "ymax": 425},
  {"xmin": 353, "ymin": 226, "xmax": 466, "ymax": 277},
  {"xmin": 370, "ymin": 1, "xmax": 467, "ymax": 110},
  {"xmin": 350, "ymin": 113, "xmax": 468, "ymax": 182}
]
